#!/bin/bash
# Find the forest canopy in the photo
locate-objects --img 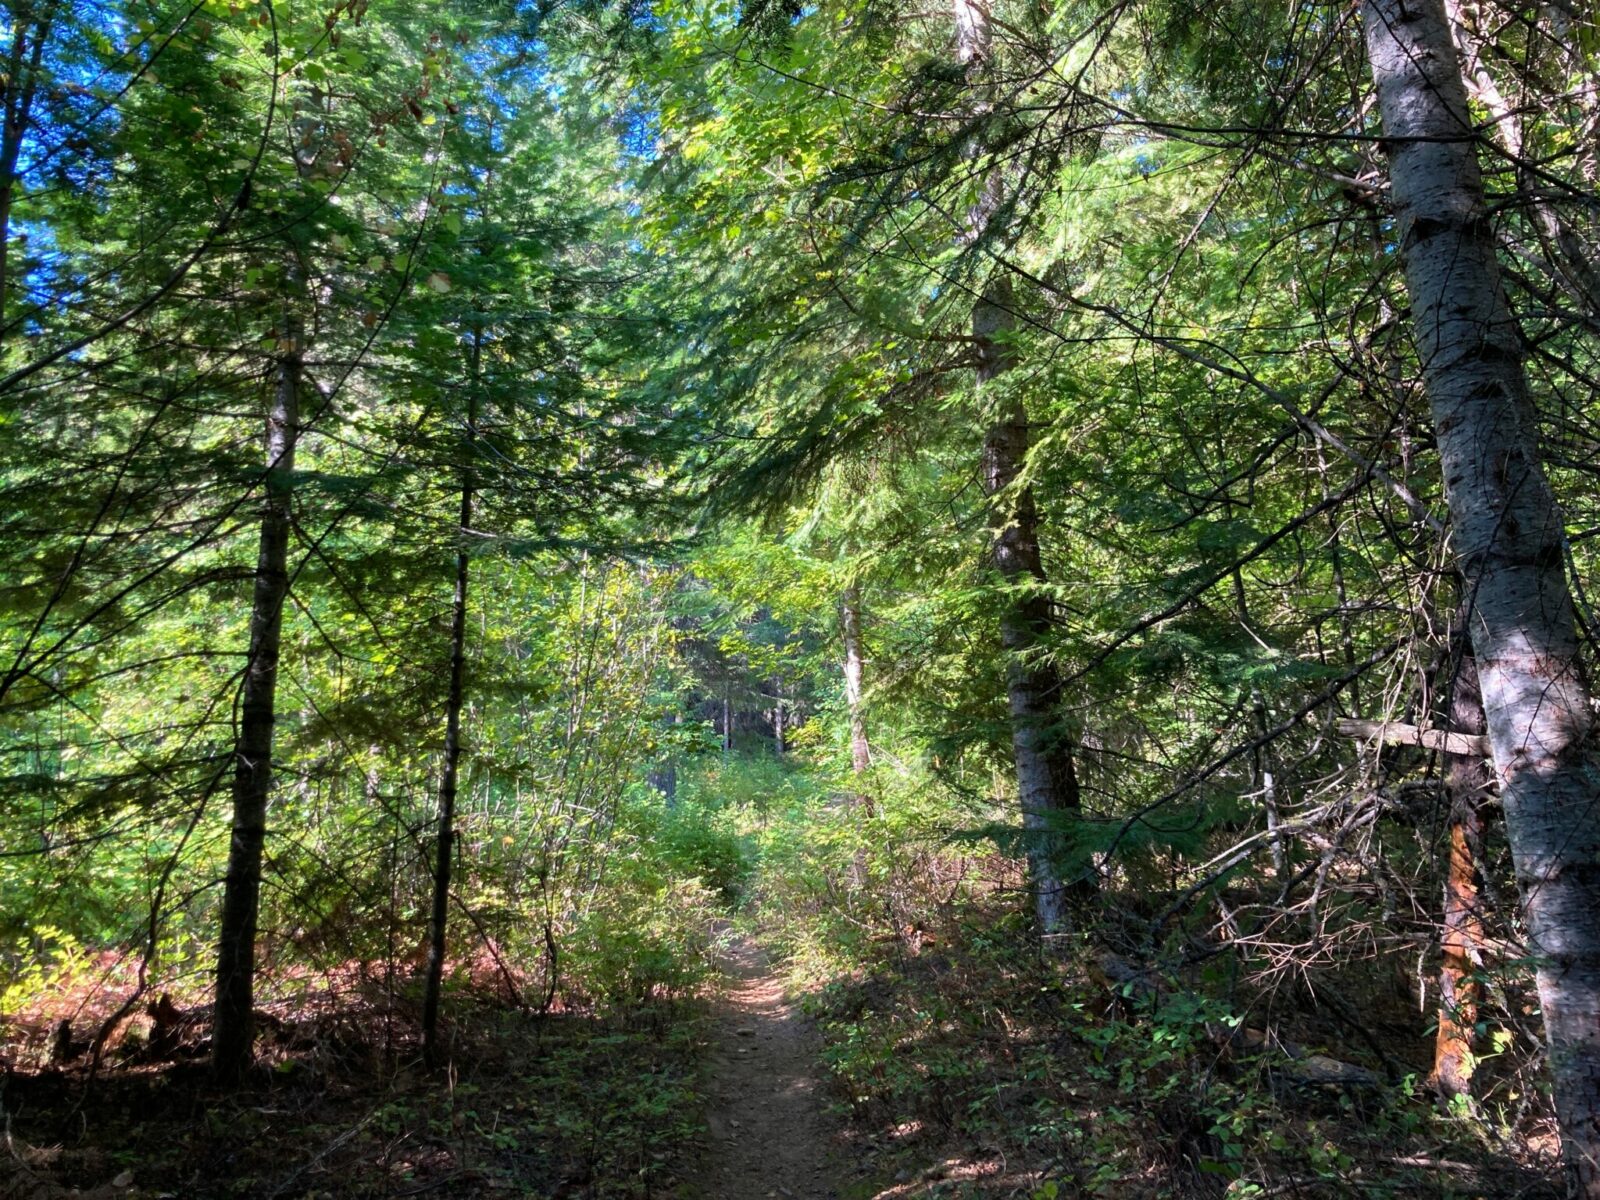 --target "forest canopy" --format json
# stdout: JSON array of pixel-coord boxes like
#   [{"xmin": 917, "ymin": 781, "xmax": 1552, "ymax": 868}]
[{"xmin": 1, "ymin": 0, "xmax": 1599, "ymax": 1196}]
